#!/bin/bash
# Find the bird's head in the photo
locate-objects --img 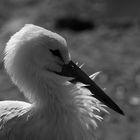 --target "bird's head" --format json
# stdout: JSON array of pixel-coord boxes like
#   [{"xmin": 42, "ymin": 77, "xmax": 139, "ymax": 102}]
[
  {"xmin": 4, "ymin": 24, "xmax": 71, "ymax": 84},
  {"xmin": 4, "ymin": 24, "xmax": 124, "ymax": 115}
]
